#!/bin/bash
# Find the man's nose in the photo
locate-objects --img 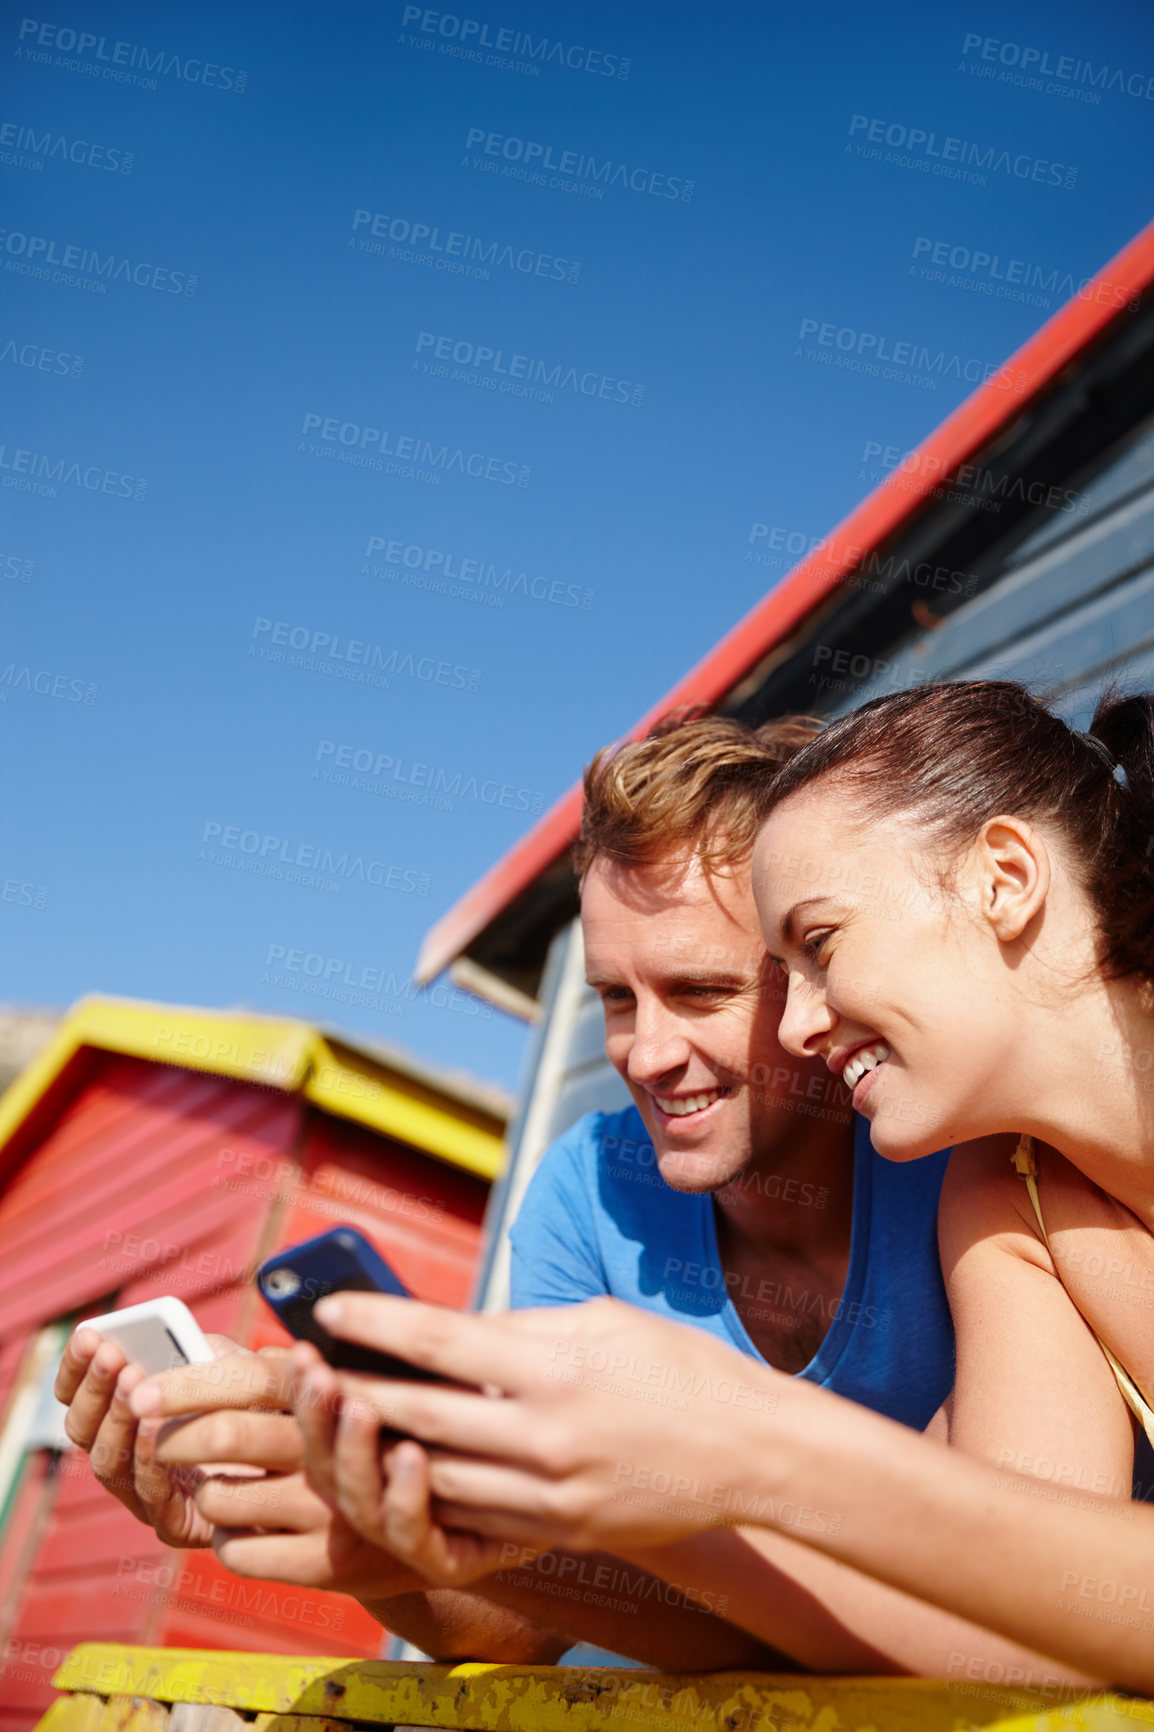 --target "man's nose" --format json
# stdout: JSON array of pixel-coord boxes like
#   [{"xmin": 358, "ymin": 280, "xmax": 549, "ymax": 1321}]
[
  {"xmin": 777, "ymin": 971, "xmax": 834, "ymax": 1061},
  {"xmin": 626, "ymin": 1003, "xmax": 690, "ymax": 1085}
]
